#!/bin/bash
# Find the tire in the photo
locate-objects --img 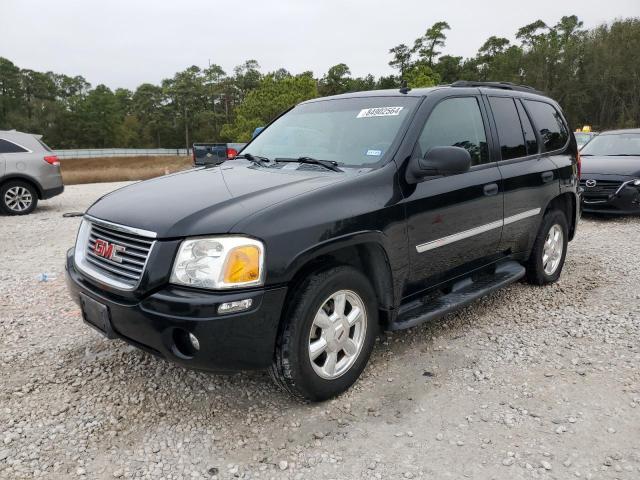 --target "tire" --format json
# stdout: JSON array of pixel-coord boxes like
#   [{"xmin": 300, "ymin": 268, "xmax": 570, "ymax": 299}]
[
  {"xmin": 0, "ymin": 180, "xmax": 38, "ymax": 215},
  {"xmin": 525, "ymin": 209, "xmax": 568, "ymax": 285},
  {"xmin": 269, "ymin": 265, "xmax": 378, "ymax": 401}
]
